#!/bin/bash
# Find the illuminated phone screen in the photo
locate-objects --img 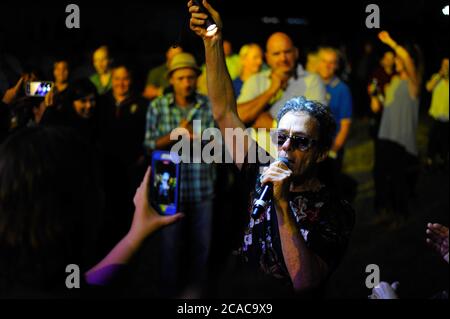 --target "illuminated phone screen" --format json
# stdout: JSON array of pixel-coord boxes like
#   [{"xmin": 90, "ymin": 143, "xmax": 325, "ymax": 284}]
[
  {"xmin": 151, "ymin": 151, "xmax": 180, "ymax": 215},
  {"xmin": 26, "ymin": 81, "xmax": 53, "ymax": 97}
]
